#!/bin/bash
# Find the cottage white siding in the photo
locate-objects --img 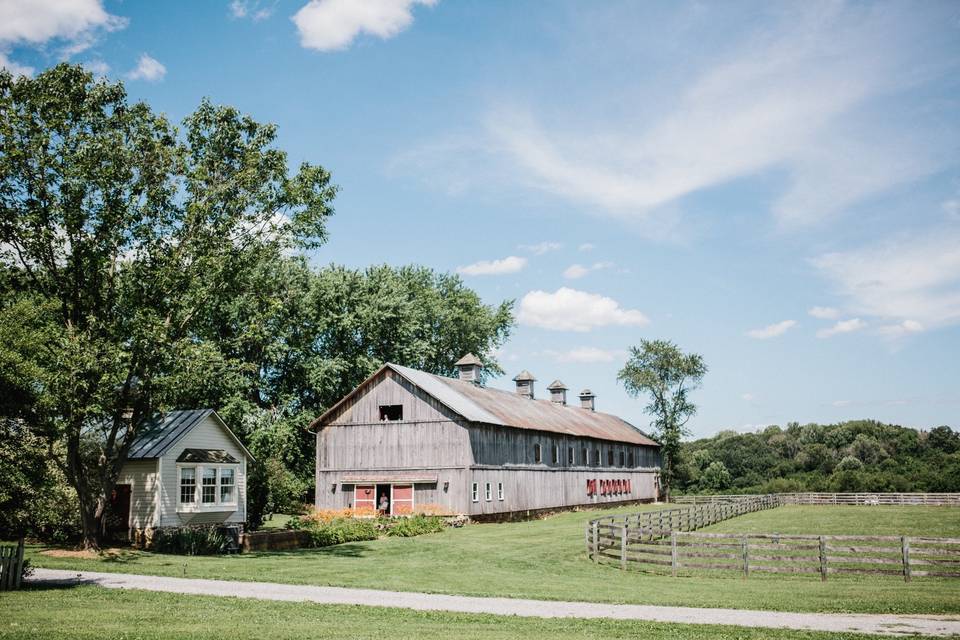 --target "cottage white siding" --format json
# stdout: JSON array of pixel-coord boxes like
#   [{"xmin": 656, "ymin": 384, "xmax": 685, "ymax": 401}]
[
  {"xmin": 156, "ymin": 414, "xmax": 247, "ymax": 527},
  {"xmin": 116, "ymin": 459, "xmax": 159, "ymax": 529}
]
